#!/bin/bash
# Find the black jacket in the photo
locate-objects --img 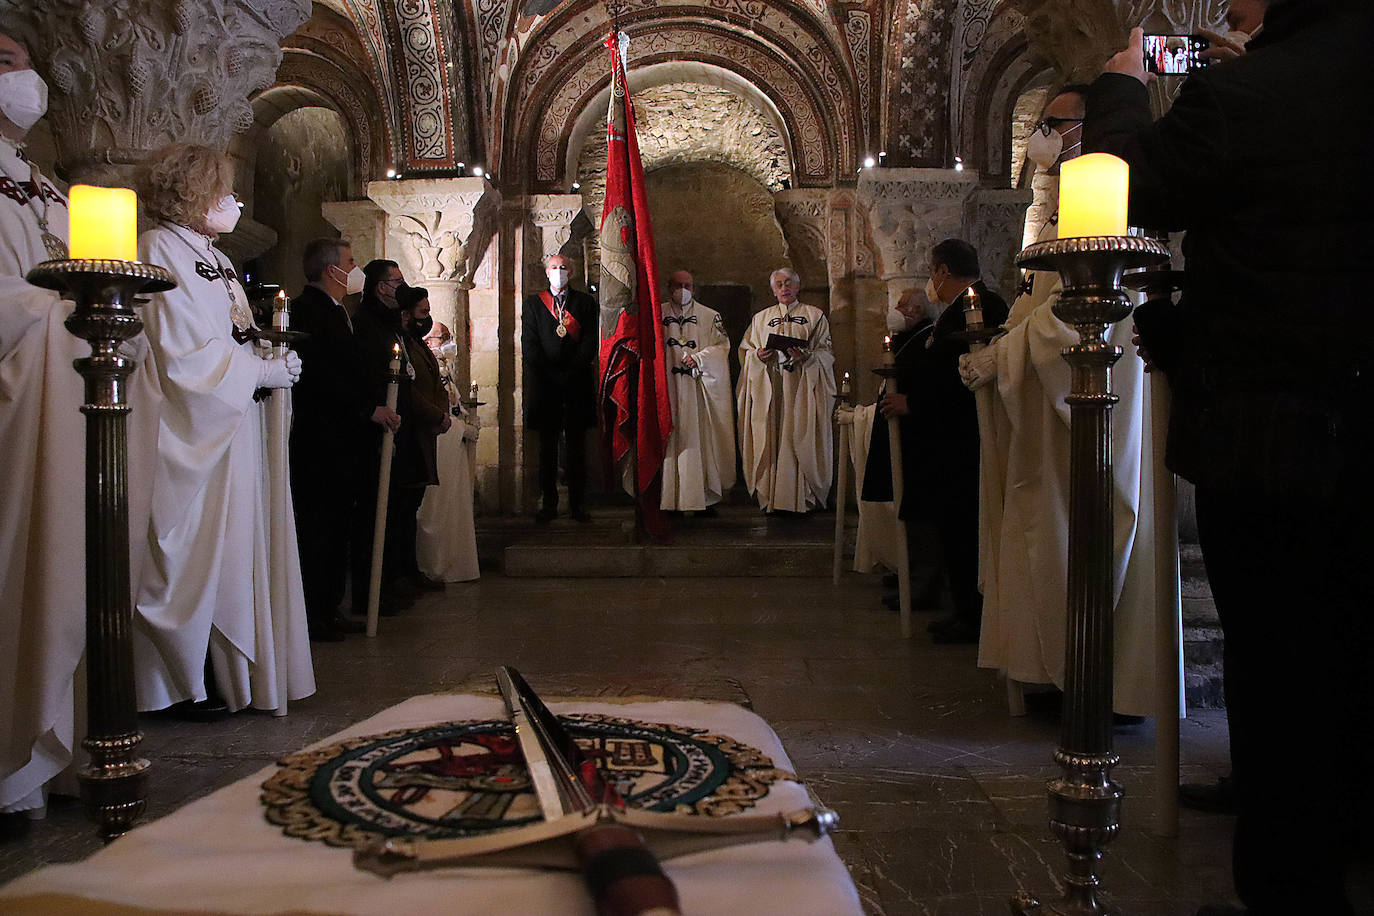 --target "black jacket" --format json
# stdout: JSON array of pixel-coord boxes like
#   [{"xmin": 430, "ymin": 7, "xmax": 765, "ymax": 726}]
[
  {"xmin": 1085, "ymin": 0, "xmax": 1373, "ymax": 495},
  {"xmin": 352, "ymin": 294, "xmax": 431, "ymax": 486},
  {"xmin": 521, "ymin": 287, "xmax": 599, "ymax": 429},
  {"xmin": 289, "ymin": 284, "xmax": 367, "ymax": 468},
  {"xmin": 863, "ymin": 282, "xmax": 1009, "ymax": 519}
]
